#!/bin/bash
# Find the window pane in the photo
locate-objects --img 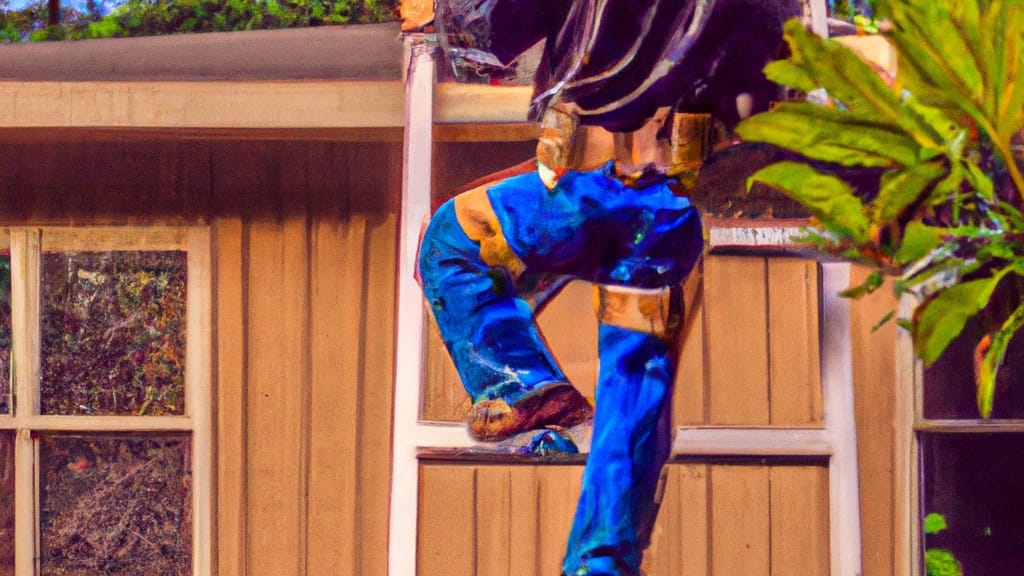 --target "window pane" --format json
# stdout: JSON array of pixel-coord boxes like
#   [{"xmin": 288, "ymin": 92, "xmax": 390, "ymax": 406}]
[
  {"xmin": 921, "ymin": 433, "xmax": 1024, "ymax": 574},
  {"xmin": 40, "ymin": 251, "xmax": 187, "ymax": 416},
  {"xmin": 0, "ymin": 432, "xmax": 12, "ymax": 576},
  {"xmin": 39, "ymin": 433, "xmax": 191, "ymax": 575},
  {"xmin": 923, "ymin": 318, "xmax": 1024, "ymax": 419}
]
